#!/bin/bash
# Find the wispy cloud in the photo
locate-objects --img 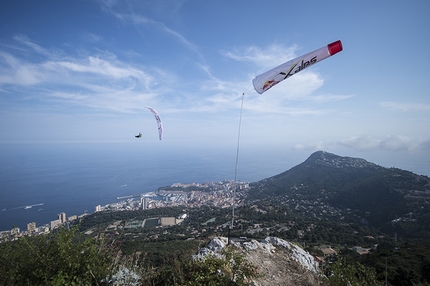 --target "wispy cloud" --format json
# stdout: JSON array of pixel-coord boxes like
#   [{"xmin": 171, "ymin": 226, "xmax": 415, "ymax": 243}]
[
  {"xmin": 108, "ymin": 11, "xmax": 203, "ymax": 60},
  {"xmin": 308, "ymin": 93, "xmax": 355, "ymax": 102},
  {"xmin": 222, "ymin": 44, "xmax": 297, "ymax": 70},
  {"xmin": 0, "ymin": 32, "xmax": 348, "ymax": 117},
  {"xmin": 418, "ymin": 139, "xmax": 430, "ymax": 151},
  {"xmin": 222, "ymin": 43, "xmax": 353, "ymax": 109},
  {"xmin": 339, "ymin": 135, "xmax": 417, "ymax": 151},
  {"xmin": 44, "ymin": 57, "xmax": 153, "ymax": 85},
  {"xmin": 82, "ymin": 32, "xmax": 103, "ymax": 43},
  {"xmin": 380, "ymin": 101, "xmax": 430, "ymax": 111},
  {"xmin": 0, "ymin": 37, "xmax": 169, "ymax": 113},
  {"xmin": 293, "ymin": 141, "xmax": 328, "ymax": 151},
  {"xmin": 294, "ymin": 134, "xmax": 428, "ymax": 153},
  {"xmin": 99, "ymin": 3, "xmax": 348, "ymax": 115},
  {"xmin": 13, "ymin": 34, "xmax": 51, "ymax": 57},
  {"xmin": 192, "ymin": 63, "xmax": 339, "ymax": 115},
  {"xmin": 0, "ymin": 51, "xmax": 42, "ymax": 85}
]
